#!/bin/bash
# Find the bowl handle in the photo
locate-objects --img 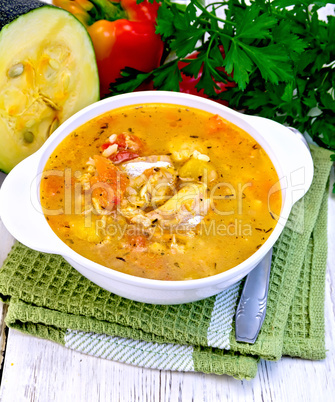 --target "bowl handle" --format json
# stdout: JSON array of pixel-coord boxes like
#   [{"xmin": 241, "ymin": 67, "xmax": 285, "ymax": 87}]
[{"xmin": 0, "ymin": 154, "xmax": 68, "ymax": 255}]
